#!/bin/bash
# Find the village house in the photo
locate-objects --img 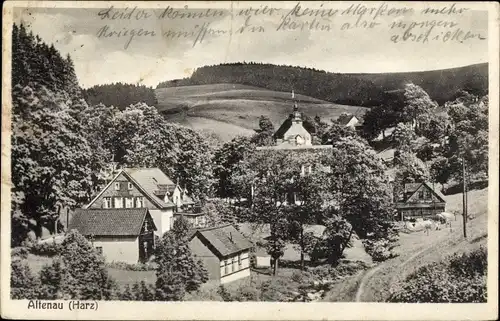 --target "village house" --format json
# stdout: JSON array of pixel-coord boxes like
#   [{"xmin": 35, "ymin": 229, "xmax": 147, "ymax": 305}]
[
  {"xmin": 336, "ymin": 113, "xmax": 360, "ymax": 129},
  {"xmin": 395, "ymin": 182, "xmax": 447, "ymax": 220},
  {"xmin": 189, "ymin": 224, "xmax": 253, "ymax": 284},
  {"xmin": 69, "ymin": 208, "xmax": 157, "ymax": 264},
  {"xmin": 84, "ymin": 167, "xmax": 198, "ymax": 236}
]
